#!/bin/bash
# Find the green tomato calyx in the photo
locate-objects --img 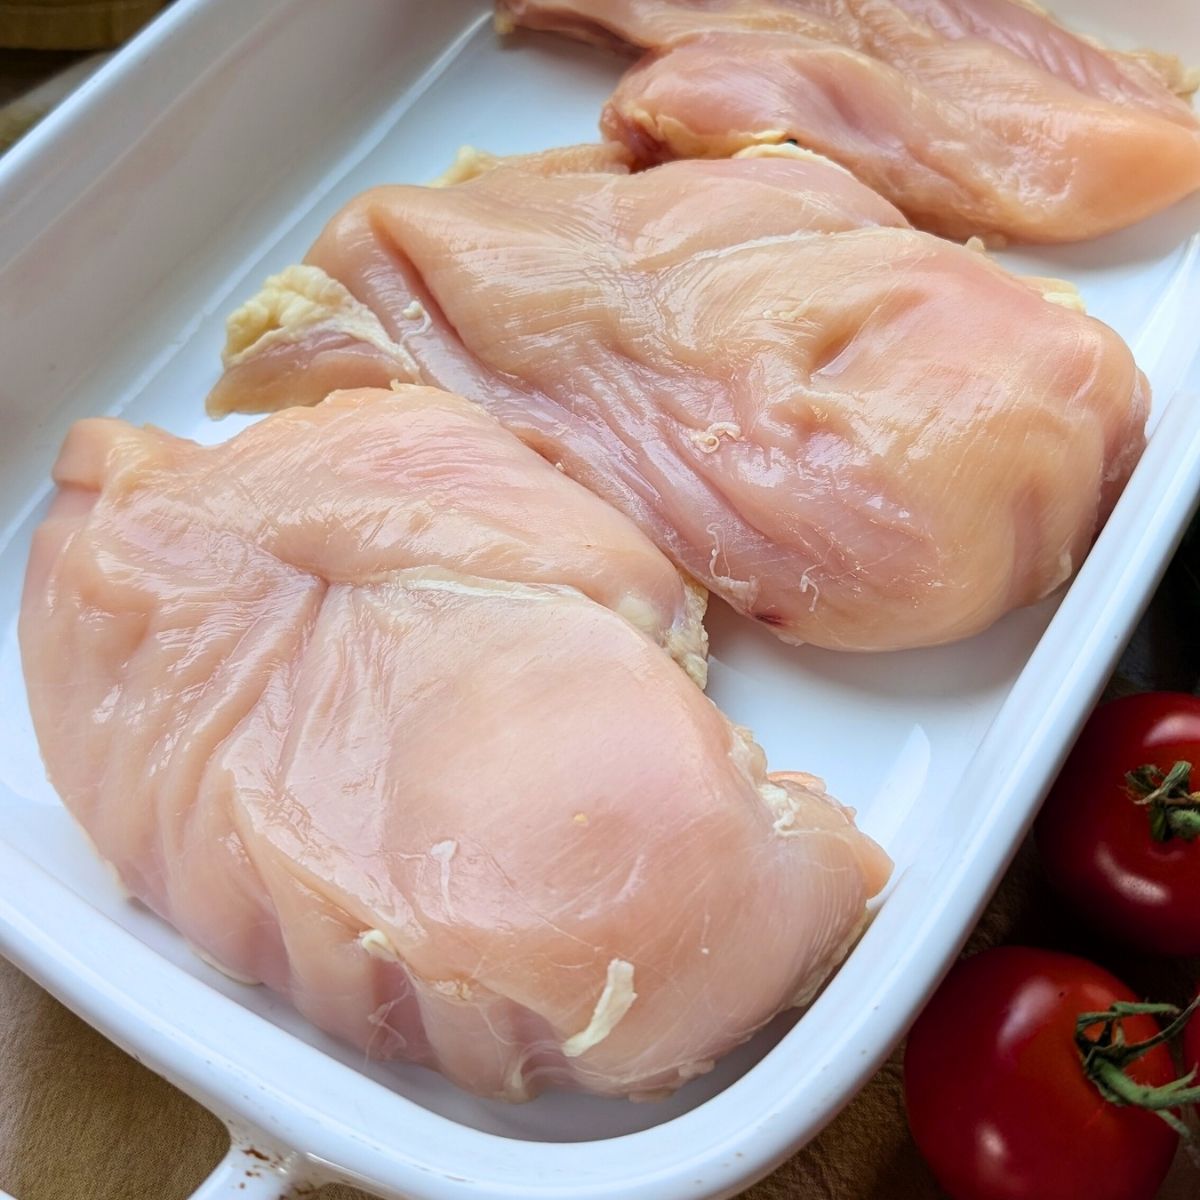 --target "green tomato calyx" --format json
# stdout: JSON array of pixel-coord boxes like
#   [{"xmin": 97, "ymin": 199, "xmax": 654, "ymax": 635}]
[{"xmin": 1126, "ymin": 761, "xmax": 1200, "ymax": 843}]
